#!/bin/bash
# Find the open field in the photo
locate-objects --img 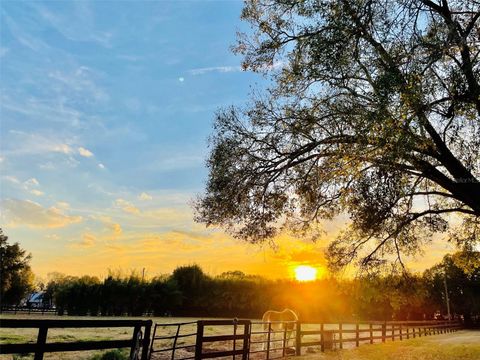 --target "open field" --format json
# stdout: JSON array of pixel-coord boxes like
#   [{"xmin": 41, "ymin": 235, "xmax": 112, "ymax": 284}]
[{"xmin": 297, "ymin": 330, "xmax": 480, "ymax": 360}]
